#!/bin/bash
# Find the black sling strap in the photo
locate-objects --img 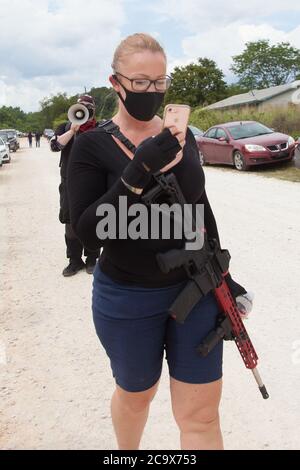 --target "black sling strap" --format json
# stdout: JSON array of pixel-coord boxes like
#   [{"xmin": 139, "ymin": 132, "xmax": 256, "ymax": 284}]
[
  {"xmin": 98, "ymin": 119, "xmax": 137, "ymax": 153},
  {"xmin": 99, "ymin": 120, "xmax": 177, "ymax": 192}
]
